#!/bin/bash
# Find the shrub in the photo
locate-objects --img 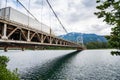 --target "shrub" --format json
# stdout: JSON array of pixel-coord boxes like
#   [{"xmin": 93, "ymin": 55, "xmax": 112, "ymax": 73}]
[{"xmin": 0, "ymin": 56, "xmax": 20, "ymax": 80}]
